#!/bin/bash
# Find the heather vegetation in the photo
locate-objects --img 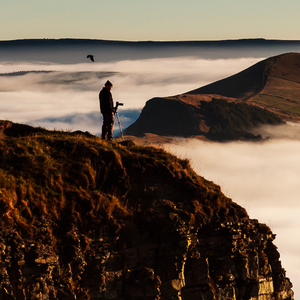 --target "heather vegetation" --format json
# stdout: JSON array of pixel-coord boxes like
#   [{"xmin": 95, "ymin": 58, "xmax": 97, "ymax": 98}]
[{"xmin": 201, "ymin": 99, "xmax": 284, "ymax": 141}]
